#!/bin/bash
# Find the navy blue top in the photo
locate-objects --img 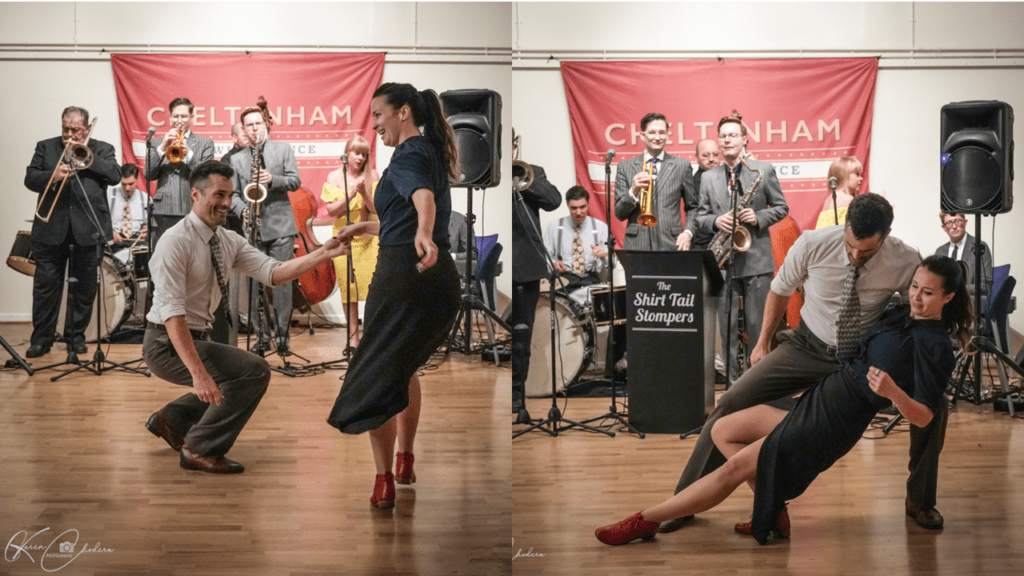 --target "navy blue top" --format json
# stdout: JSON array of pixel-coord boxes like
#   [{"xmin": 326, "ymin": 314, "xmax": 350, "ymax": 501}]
[{"xmin": 375, "ymin": 135, "xmax": 452, "ymax": 251}]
